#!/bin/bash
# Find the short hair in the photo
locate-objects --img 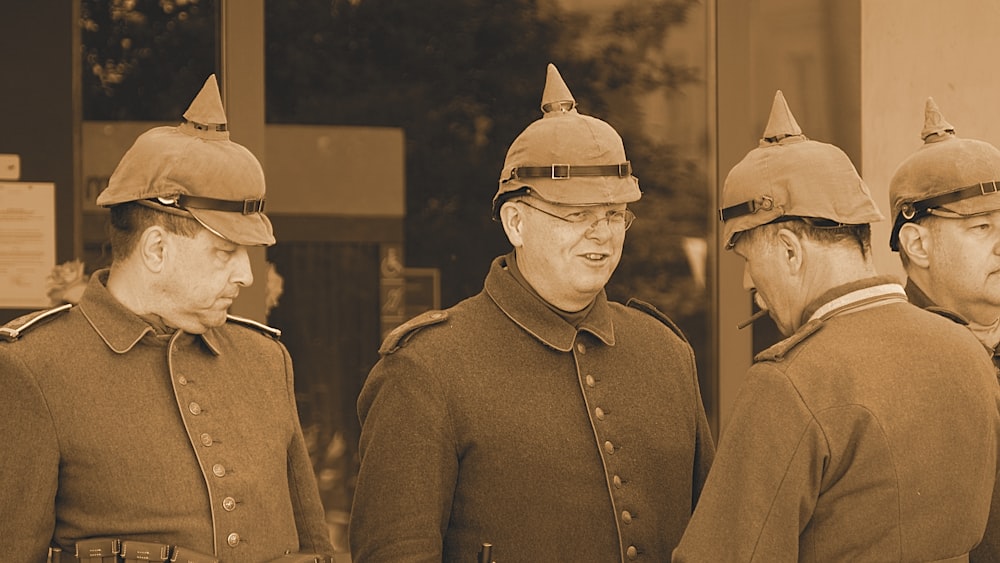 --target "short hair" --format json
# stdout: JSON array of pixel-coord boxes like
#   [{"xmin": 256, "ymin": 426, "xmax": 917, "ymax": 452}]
[
  {"xmin": 743, "ymin": 217, "xmax": 872, "ymax": 257},
  {"xmin": 108, "ymin": 202, "xmax": 202, "ymax": 261}
]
